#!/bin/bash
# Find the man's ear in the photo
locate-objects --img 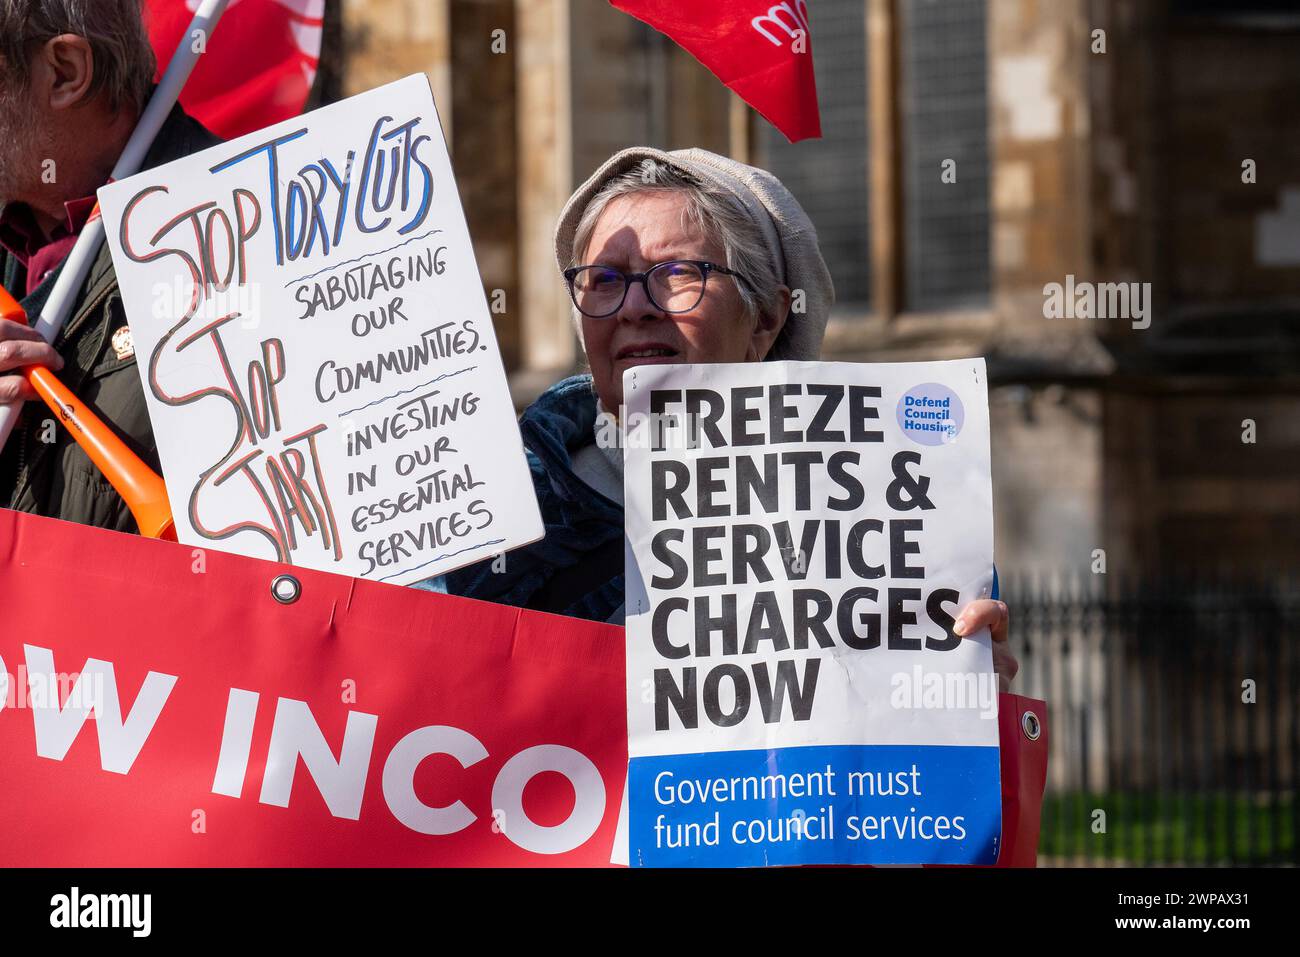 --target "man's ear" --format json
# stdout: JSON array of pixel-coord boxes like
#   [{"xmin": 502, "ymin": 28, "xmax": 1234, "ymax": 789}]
[
  {"xmin": 37, "ymin": 35, "xmax": 95, "ymax": 112},
  {"xmin": 747, "ymin": 284, "xmax": 792, "ymax": 361}
]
